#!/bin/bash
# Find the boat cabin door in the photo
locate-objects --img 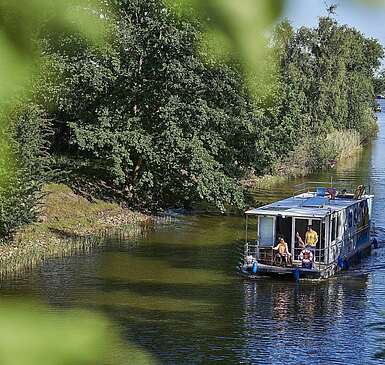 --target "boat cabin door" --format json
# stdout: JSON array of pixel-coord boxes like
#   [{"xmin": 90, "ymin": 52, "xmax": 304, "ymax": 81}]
[
  {"xmin": 276, "ymin": 216, "xmax": 292, "ymax": 253},
  {"xmin": 293, "ymin": 218, "xmax": 308, "ymax": 259},
  {"xmin": 293, "ymin": 218, "xmax": 321, "ymax": 261}
]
